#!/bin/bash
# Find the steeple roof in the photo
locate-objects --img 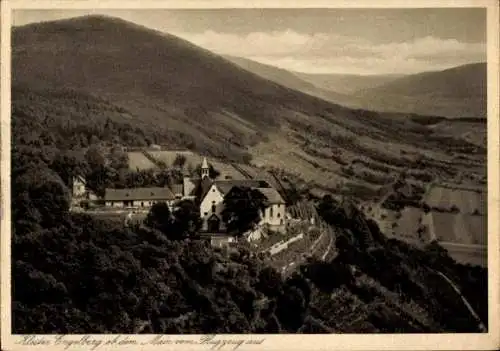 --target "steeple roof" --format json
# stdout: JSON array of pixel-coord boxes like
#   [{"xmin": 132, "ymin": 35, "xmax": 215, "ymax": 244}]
[{"xmin": 201, "ymin": 157, "xmax": 209, "ymax": 169}]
